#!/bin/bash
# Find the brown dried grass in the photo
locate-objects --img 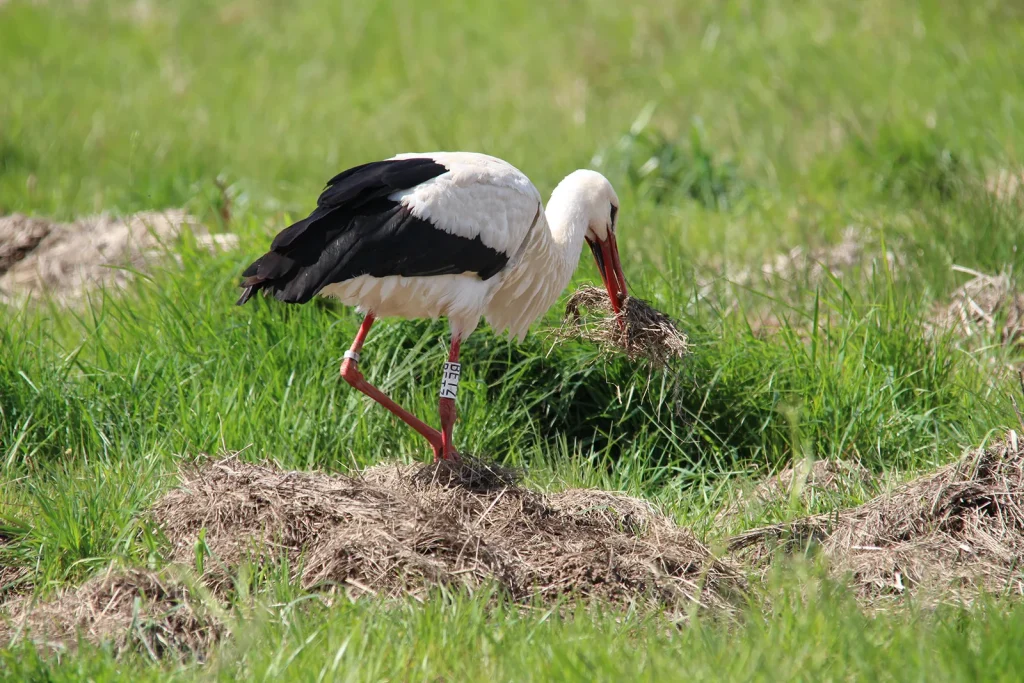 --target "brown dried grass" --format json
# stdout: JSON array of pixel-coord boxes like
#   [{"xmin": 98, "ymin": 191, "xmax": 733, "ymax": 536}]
[
  {"xmin": 933, "ymin": 267, "xmax": 1024, "ymax": 345},
  {"xmin": 559, "ymin": 285, "xmax": 689, "ymax": 367},
  {"xmin": 721, "ymin": 227, "xmax": 902, "ymax": 292},
  {"xmin": 0, "ymin": 567, "xmax": 223, "ymax": 659},
  {"xmin": 7, "ymin": 435, "xmax": 1024, "ymax": 657},
  {"xmin": 0, "ymin": 214, "xmax": 52, "ymax": 275},
  {"xmin": 728, "ymin": 433, "xmax": 1024, "ymax": 605},
  {"xmin": 701, "ymin": 228, "xmax": 904, "ymax": 340},
  {"xmin": 0, "ymin": 527, "xmax": 31, "ymax": 602},
  {"xmin": 0, "ymin": 210, "xmax": 237, "ymax": 304},
  {"xmin": 985, "ymin": 168, "xmax": 1024, "ymax": 204},
  {"xmin": 755, "ymin": 226, "xmax": 903, "ymax": 285},
  {"xmin": 150, "ymin": 454, "xmax": 740, "ymax": 612},
  {"xmin": 0, "ymin": 565, "xmax": 31, "ymax": 603},
  {"xmin": 715, "ymin": 459, "xmax": 875, "ymax": 526}
]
